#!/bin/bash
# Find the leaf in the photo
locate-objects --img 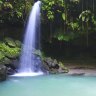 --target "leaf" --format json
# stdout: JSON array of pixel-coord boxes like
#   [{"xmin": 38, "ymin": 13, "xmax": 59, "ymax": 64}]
[
  {"xmin": 82, "ymin": 16, "xmax": 85, "ymax": 22},
  {"xmin": 0, "ymin": 1, "xmax": 2, "ymax": 4},
  {"xmin": 62, "ymin": 13, "xmax": 66, "ymax": 21},
  {"xmin": 16, "ymin": 11, "xmax": 22, "ymax": 18}
]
